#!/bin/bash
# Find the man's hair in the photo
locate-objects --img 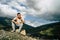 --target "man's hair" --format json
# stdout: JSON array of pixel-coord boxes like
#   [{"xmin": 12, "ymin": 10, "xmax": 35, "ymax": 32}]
[{"xmin": 17, "ymin": 13, "xmax": 21, "ymax": 15}]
